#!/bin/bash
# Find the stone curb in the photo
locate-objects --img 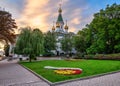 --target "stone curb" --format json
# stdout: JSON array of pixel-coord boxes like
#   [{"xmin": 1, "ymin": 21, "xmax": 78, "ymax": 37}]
[
  {"xmin": 19, "ymin": 63, "xmax": 120, "ymax": 86},
  {"xmin": 19, "ymin": 63, "xmax": 52, "ymax": 85},
  {"xmin": 52, "ymin": 70, "xmax": 120, "ymax": 85}
]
